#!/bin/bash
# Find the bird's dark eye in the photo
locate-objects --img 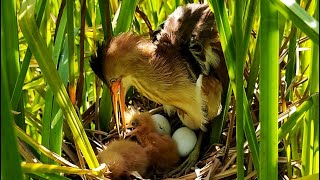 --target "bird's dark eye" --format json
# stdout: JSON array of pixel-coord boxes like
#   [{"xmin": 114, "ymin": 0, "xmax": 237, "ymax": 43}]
[
  {"xmin": 131, "ymin": 120, "xmax": 138, "ymax": 127},
  {"xmin": 110, "ymin": 78, "xmax": 116, "ymax": 84}
]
